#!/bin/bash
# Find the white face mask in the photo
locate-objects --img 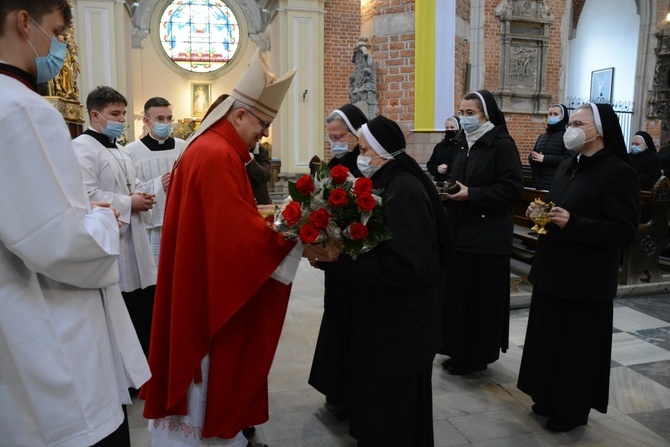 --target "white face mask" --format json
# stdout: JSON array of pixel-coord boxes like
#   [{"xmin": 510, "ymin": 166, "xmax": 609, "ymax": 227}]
[
  {"xmin": 357, "ymin": 155, "xmax": 385, "ymax": 178},
  {"xmin": 563, "ymin": 126, "xmax": 596, "ymax": 152}
]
